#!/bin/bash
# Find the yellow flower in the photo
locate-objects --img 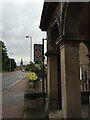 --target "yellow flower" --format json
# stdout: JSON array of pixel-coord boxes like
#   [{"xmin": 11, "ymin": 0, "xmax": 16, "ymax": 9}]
[{"xmin": 28, "ymin": 72, "xmax": 38, "ymax": 81}]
